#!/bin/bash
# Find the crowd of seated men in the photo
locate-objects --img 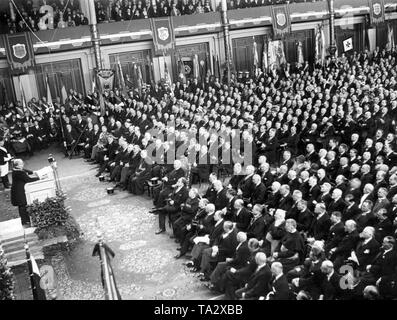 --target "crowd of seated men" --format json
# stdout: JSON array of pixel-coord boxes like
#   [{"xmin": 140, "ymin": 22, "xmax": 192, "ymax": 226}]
[
  {"xmin": 0, "ymin": 0, "xmax": 323, "ymax": 34},
  {"xmin": 1, "ymin": 43, "xmax": 397, "ymax": 299}
]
